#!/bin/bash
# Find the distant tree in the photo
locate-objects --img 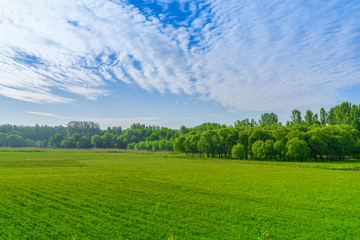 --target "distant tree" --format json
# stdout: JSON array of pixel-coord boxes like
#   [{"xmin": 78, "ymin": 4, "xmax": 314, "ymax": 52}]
[
  {"xmin": 107, "ymin": 126, "xmax": 123, "ymax": 136},
  {"xmin": 291, "ymin": 109, "xmax": 302, "ymax": 125},
  {"xmin": 159, "ymin": 139, "xmax": 173, "ymax": 151},
  {"xmin": 234, "ymin": 119, "xmax": 257, "ymax": 127},
  {"xmin": 91, "ymin": 135, "xmax": 103, "ymax": 148},
  {"xmin": 231, "ymin": 143, "xmax": 247, "ymax": 159},
  {"xmin": 238, "ymin": 131, "xmax": 249, "ymax": 159},
  {"xmin": 304, "ymin": 110, "xmax": 313, "ymax": 126},
  {"xmin": 248, "ymin": 128, "xmax": 271, "ymax": 146},
  {"xmin": 179, "ymin": 125, "xmax": 189, "ymax": 135},
  {"xmin": 252, "ymin": 140, "xmax": 265, "ymax": 160},
  {"xmin": 183, "ymin": 133, "xmax": 200, "ymax": 156},
  {"xmin": 197, "ymin": 130, "xmax": 217, "ymax": 157},
  {"xmin": 7, "ymin": 134, "xmax": 25, "ymax": 147},
  {"xmin": 312, "ymin": 113, "xmax": 320, "ymax": 125},
  {"xmin": 77, "ymin": 136, "xmax": 92, "ymax": 149},
  {"xmin": 60, "ymin": 137, "xmax": 76, "ymax": 148},
  {"xmin": 259, "ymin": 113, "xmax": 278, "ymax": 126},
  {"xmin": 101, "ymin": 132, "xmax": 116, "ymax": 148},
  {"xmin": 0, "ymin": 132, "xmax": 8, "ymax": 147},
  {"xmin": 114, "ymin": 136, "xmax": 126, "ymax": 149},
  {"xmin": 48, "ymin": 134, "xmax": 64, "ymax": 148},
  {"xmin": 174, "ymin": 135, "xmax": 186, "ymax": 153},
  {"xmin": 274, "ymin": 140, "xmax": 286, "ymax": 159},
  {"xmin": 67, "ymin": 121, "xmax": 101, "ymax": 137},
  {"xmin": 320, "ymin": 108, "xmax": 327, "ymax": 125},
  {"xmin": 308, "ymin": 132, "xmax": 328, "ymax": 161},
  {"xmin": 264, "ymin": 140, "xmax": 275, "ymax": 160},
  {"xmin": 130, "ymin": 123, "xmax": 146, "ymax": 130},
  {"xmin": 152, "ymin": 141, "xmax": 160, "ymax": 151},
  {"xmin": 286, "ymin": 137, "xmax": 310, "ymax": 161}
]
